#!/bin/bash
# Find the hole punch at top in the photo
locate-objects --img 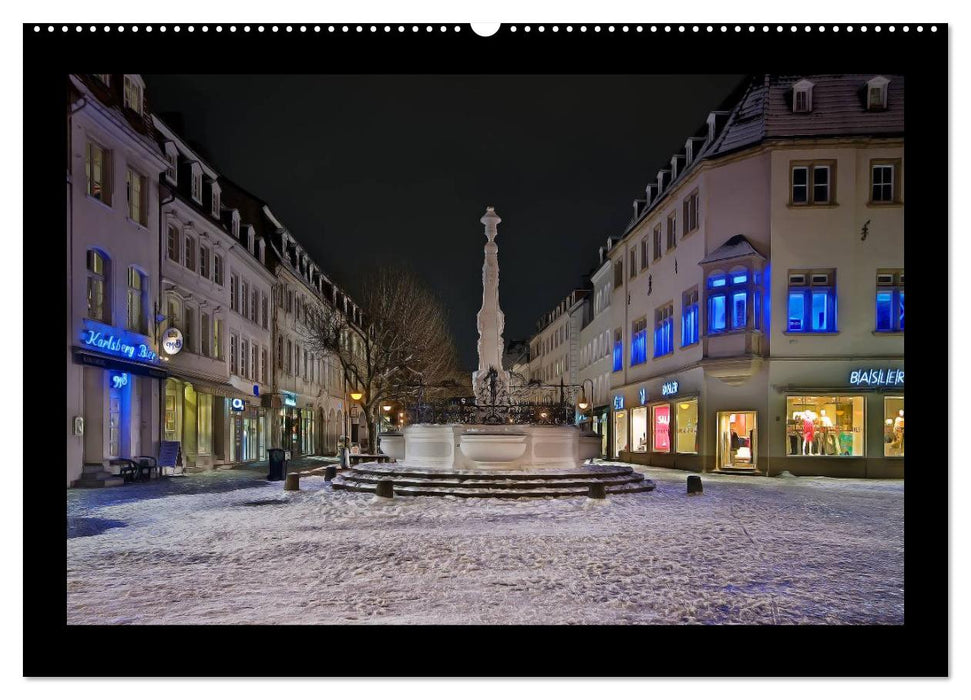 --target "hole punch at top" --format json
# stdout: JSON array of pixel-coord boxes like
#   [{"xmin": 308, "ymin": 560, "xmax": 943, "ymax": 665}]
[{"xmin": 471, "ymin": 23, "xmax": 501, "ymax": 37}]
